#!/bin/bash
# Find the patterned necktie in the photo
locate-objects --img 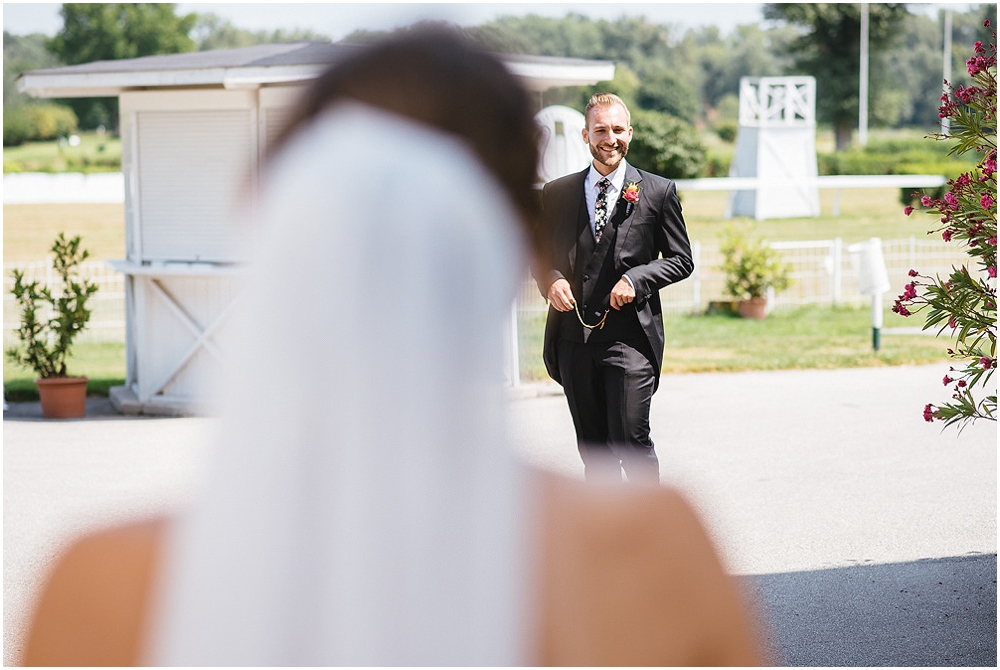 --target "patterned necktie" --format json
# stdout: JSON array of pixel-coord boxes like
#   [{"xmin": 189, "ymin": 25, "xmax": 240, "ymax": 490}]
[{"xmin": 594, "ymin": 178, "xmax": 611, "ymax": 241}]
